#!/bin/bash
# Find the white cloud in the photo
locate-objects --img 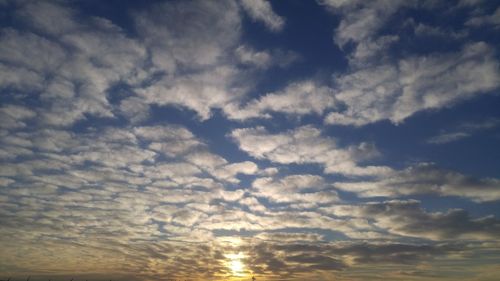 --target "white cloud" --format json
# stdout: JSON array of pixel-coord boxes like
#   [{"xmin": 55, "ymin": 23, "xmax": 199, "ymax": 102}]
[
  {"xmin": 321, "ymin": 0, "xmax": 412, "ymax": 48},
  {"xmin": 235, "ymin": 45, "xmax": 272, "ymax": 68},
  {"xmin": 252, "ymin": 175, "xmax": 339, "ymax": 205},
  {"xmin": 231, "ymin": 125, "xmax": 392, "ymax": 176},
  {"xmin": 137, "ymin": 66, "xmax": 247, "ymax": 121},
  {"xmin": 0, "ymin": 0, "xmax": 298, "ymax": 126},
  {"xmin": 134, "ymin": 125, "xmax": 203, "ymax": 157},
  {"xmin": 212, "ymin": 161, "xmax": 259, "ymax": 183},
  {"xmin": 0, "ymin": 1, "xmax": 149, "ymax": 127},
  {"xmin": 1, "ymin": 1, "xmax": 500, "ymax": 279},
  {"xmin": 239, "ymin": 196, "xmax": 267, "ymax": 213},
  {"xmin": 0, "ymin": 29, "xmax": 67, "ymax": 73},
  {"xmin": 235, "ymin": 45, "xmax": 300, "ymax": 69},
  {"xmin": 226, "ymin": 81, "xmax": 336, "ymax": 120},
  {"xmin": 325, "ymin": 42, "xmax": 500, "ymax": 126},
  {"xmin": 254, "ymin": 174, "xmax": 327, "ymax": 194},
  {"xmin": 239, "ymin": 0, "xmax": 285, "ymax": 32}
]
